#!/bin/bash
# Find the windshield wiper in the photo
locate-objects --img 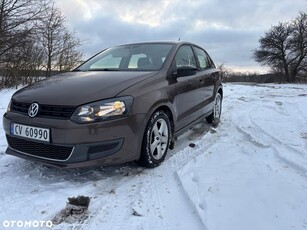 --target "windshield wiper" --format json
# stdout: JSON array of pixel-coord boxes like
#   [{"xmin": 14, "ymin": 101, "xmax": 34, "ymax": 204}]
[
  {"xmin": 88, "ymin": 68, "xmax": 119, "ymax": 71},
  {"xmin": 72, "ymin": 69, "xmax": 87, "ymax": 72}
]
